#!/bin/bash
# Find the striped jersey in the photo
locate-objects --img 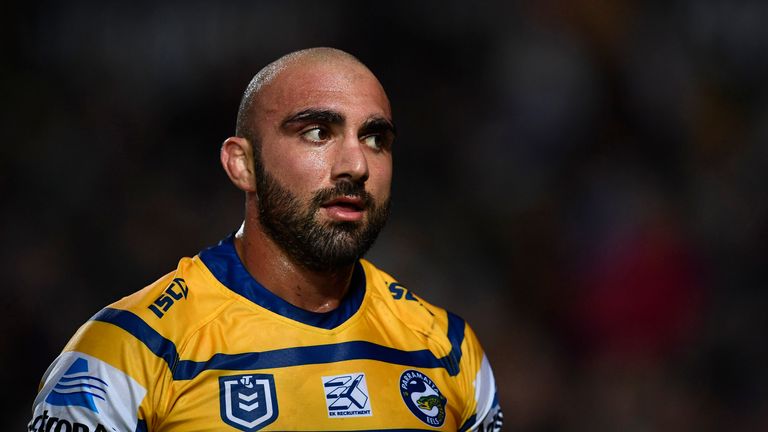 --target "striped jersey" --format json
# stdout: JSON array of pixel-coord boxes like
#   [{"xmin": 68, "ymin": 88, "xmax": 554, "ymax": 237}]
[{"xmin": 30, "ymin": 235, "xmax": 503, "ymax": 431}]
